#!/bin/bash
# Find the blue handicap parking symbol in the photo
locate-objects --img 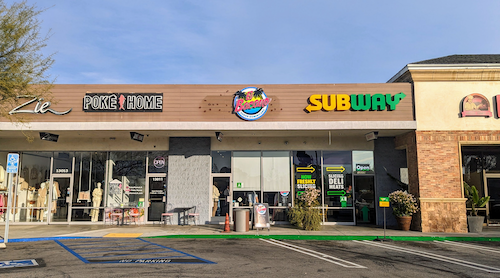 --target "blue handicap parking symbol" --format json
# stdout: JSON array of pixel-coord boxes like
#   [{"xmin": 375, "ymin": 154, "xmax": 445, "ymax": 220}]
[
  {"xmin": 6, "ymin": 153, "xmax": 19, "ymax": 173},
  {"xmin": 0, "ymin": 259, "xmax": 38, "ymax": 269}
]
